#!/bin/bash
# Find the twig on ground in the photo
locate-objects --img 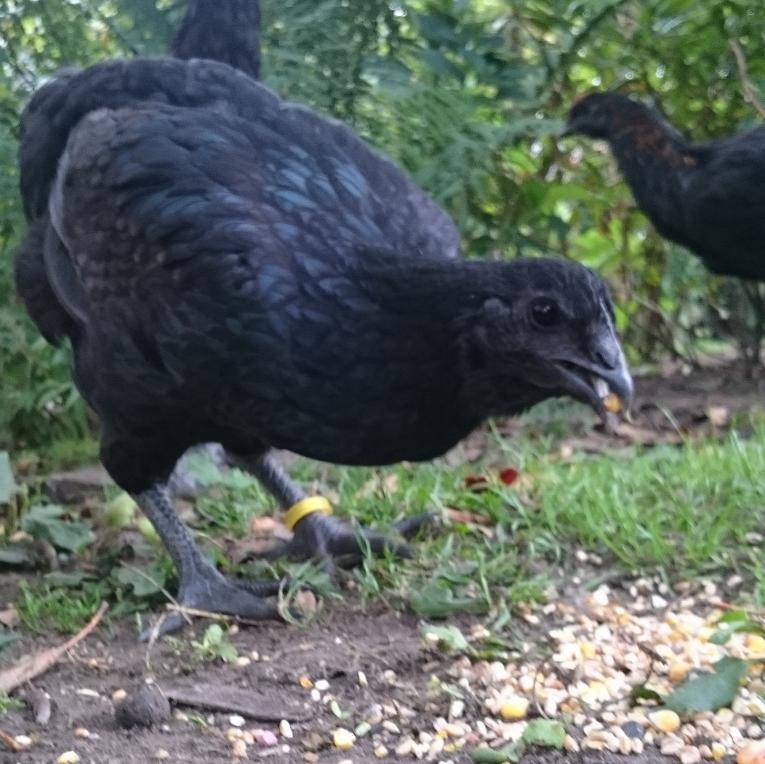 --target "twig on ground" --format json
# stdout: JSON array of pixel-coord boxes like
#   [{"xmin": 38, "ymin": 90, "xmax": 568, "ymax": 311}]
[
  {"xmin": 0, "ymin": 729, "xmax": 25, "ymax": 752},
  {"xmin": 0, "ymin": 602, "xmax": 108, "ymax": 694},
  {"xmin": 729, "ymin": 41, "xmax": 765, "ymax": 119},
  {"xmin": 165, "ymin": 603, "xmax": 265, "ymax": 627}
]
